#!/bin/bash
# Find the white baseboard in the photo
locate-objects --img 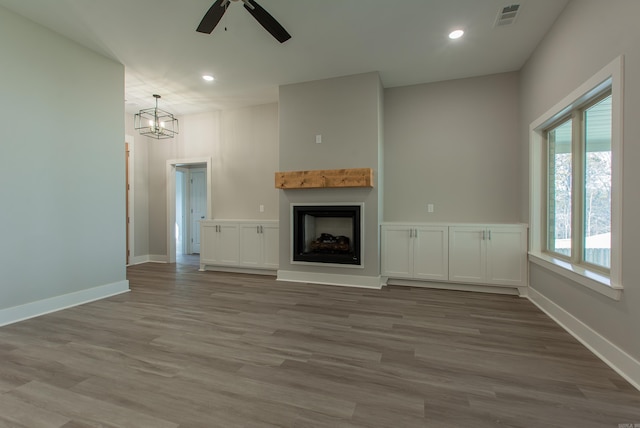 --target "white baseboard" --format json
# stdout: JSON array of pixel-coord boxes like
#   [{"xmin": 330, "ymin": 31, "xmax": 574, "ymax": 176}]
[
  {"xmin": 277, "ymin": 270, "xmax": 383, "ymax": 289},
  {"xmin": 385, "ymin": 278, "xmax": 521, "ymax": 296},
  {"xmin": 0, "ymin": 280, "xmax": 130, "ymax": 327},
  {"xmin": 528, "ymin": 287, "xmax": 640, "ymax": 392},
  {"xmin": 127, "ymin": 254, "xmax": 168, "ymax": 266},
  {"xmin": 199, "ymin": 265, "xmax": 276, "ymax": 276},
  {"xmin": 128, "ymin": 255, "xmax": 150, "ymax": 265}
]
